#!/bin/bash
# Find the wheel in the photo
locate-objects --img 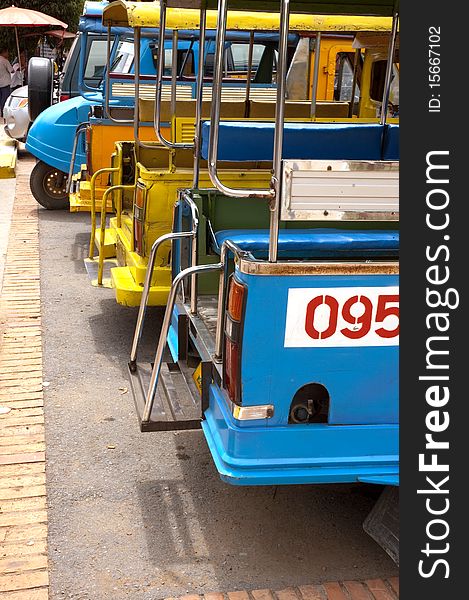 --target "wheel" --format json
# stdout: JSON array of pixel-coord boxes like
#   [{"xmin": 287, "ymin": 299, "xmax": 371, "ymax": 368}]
[
  {"xmin": 27, "ymin": 58, "xmax": 54, "ymax": 121},
  {"xmin": 30, "ymin": 161, "xmax": 69, "ymax": 210}
]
